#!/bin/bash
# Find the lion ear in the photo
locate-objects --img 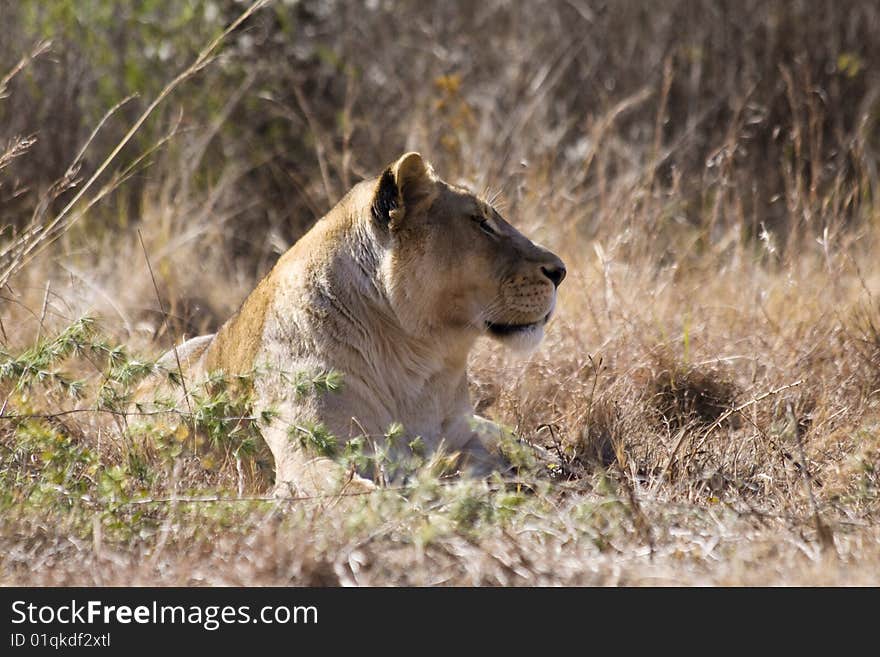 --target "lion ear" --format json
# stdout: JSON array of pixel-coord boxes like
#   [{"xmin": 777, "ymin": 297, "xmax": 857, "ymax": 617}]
[
  {"xmin": 392, "ymin": 152, "xmax": 436, "ymax": 206},
  {"xmin": 372, "ymin": 152, "xmax": 437, "ymax": 227}
]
